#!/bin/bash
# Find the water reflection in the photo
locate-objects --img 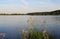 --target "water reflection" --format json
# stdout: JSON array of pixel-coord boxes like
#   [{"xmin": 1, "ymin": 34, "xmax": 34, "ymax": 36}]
[{"xmin": 0, "ymin": 16, "xmax": 60, "ymax": 39}]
